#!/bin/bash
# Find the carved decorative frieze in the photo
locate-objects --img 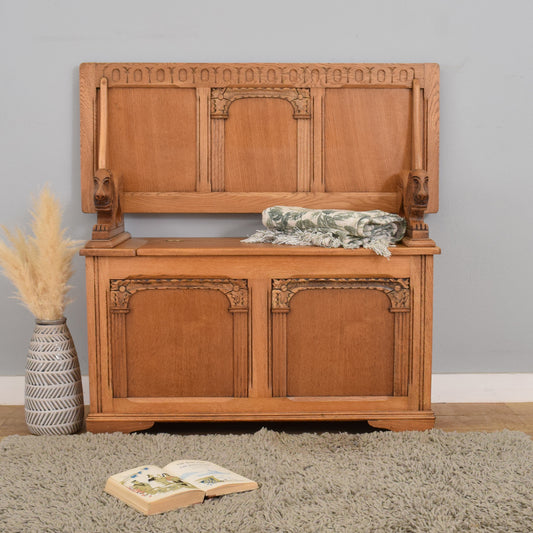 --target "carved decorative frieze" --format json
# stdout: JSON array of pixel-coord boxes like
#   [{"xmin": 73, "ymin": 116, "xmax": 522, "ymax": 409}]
[
  {"xmin": 271, "ymin": 278, "xmax": 410, "ymax": 311},
  {"xmin": 109, "ymin": 278, "xmax": 248, "ymax": 311},
  {"xmin": 210, "ymin": 87, "xmax": 311, "ymax": 119},
  {"xmin": 97, "ymin": 63, "xmax": 423, "ymax": 88}
]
